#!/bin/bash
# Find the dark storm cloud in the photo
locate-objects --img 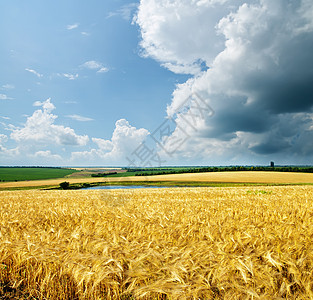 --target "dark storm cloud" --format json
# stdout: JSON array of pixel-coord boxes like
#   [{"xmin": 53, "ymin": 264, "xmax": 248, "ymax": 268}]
[
  {"xmin": 198, "ymin": 95, "xmax": 276, "ymax": 140},
  {"xmin": 138, "ymin": 0, "xmax": 313, "ymax": 163},
  {"xmin": 243, "ymin": 33, "xmax": 313, "ymax": 115},
  {"xmin": 251, "ymin": 141, "xmax": 291, "ymax": 155},
  {"xmin": 249, "ymin": 113, "xmax": 313, "ymax": 155}
]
